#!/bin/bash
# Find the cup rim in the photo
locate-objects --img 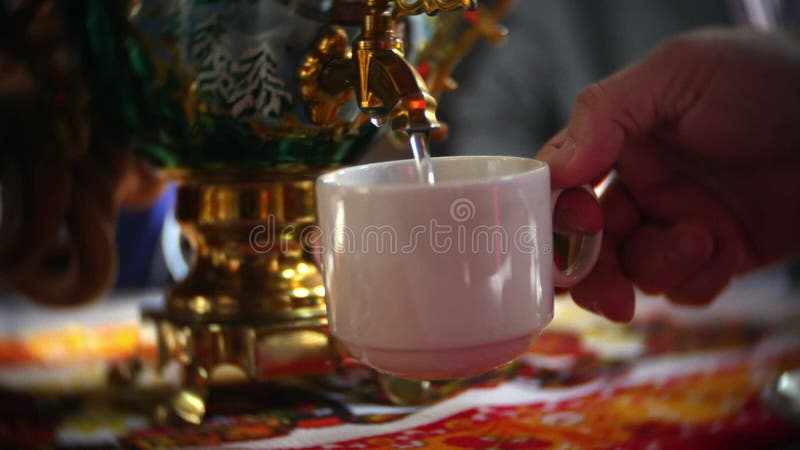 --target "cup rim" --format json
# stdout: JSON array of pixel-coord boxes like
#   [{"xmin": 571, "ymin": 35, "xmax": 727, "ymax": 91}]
[{"xmin": 317, "ymin": 156, "xmax": 547, "ymax": 191}]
